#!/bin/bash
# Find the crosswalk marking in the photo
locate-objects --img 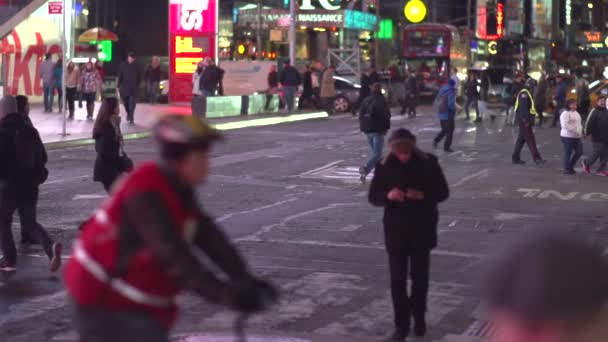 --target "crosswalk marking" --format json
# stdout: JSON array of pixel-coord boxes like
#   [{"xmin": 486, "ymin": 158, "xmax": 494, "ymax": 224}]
[{"xmin": 300, "ymin": 164, "xmax": 374, "ymax": 184}]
